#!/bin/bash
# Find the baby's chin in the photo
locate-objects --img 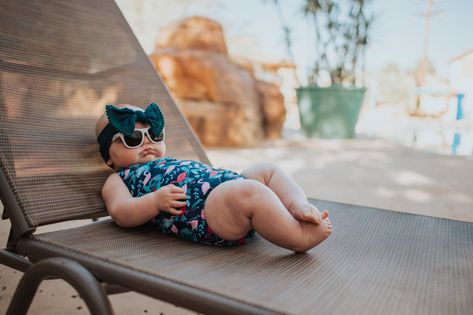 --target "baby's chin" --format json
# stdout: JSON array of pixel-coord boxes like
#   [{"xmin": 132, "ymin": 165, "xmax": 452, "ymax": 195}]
[{"xmin": 138, "ymin": 153, "xmax": 163, "ymax": 163}]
